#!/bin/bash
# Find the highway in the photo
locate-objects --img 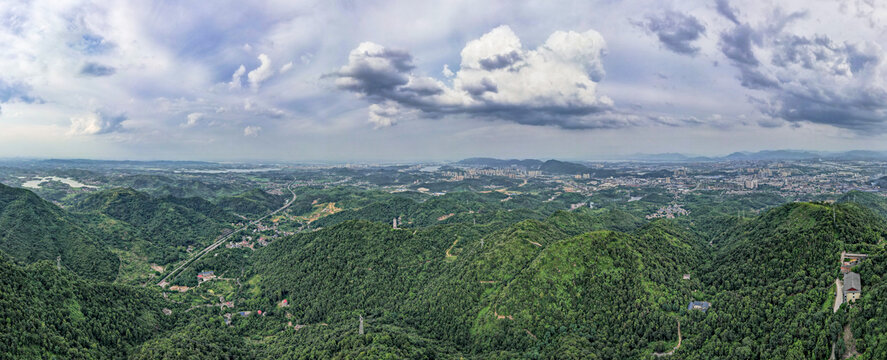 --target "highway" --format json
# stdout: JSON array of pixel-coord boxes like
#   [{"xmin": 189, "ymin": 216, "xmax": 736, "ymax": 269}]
[{"xmin": 157, "ymin": 180, "xmax": 298, "ymax": 287}]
